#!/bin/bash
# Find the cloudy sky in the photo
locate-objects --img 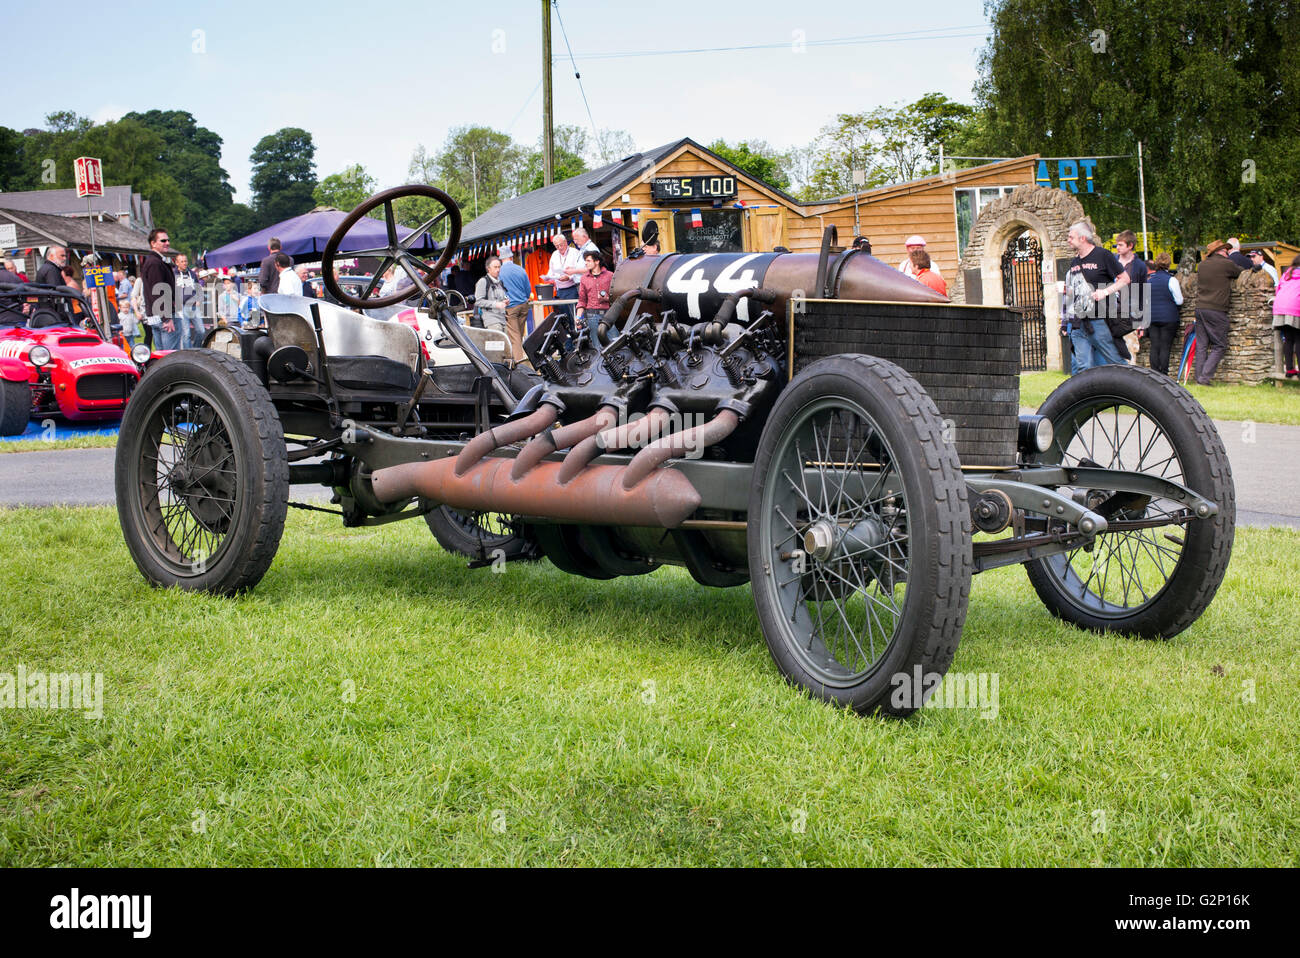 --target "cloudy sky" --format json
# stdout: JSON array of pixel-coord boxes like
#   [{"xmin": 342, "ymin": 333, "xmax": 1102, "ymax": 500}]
[{"xmin": 6, "ymin": 0, "xmax": 990, "ymax": 200}]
